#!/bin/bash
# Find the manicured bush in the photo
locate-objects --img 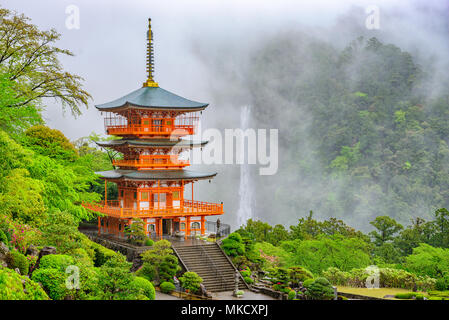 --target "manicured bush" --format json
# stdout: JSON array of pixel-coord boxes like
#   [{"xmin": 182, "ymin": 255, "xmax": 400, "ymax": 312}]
[
  {"xmin": 244, "ymin": 276, "xmax": 254, "ymax": 284},
  {"xmin": 0, "ymin": 267, "xmax": 49, "ymax": 300},
  {"xmin": 240, "ymin": 267, "xmax": 251, "ymax": 278},
  {"xmin": 144, "ymin": 238, "xmax": 154, "ymax": 246},
  {"xmin": 160, "ymin": 281, "xmax": 176, "ymax": 294},
  {"xmin": 5, "ymin": 250, "xmax": 29, "ymax": 275},
  {"xmin": 159, "ymin": 255, "xmax": 180, "ymax": 284},
  {"xmin": 288, "ymin": 290, "xmax": 296, "ymax": 300},
  {"xmin": 136, "ymin": 262, "xmax": 156, "ymax": 282},
  {"xmin": 180, "ymin": 272, "xmax": 203, "ymax": 294},
  {"xmin": 31, "ymin": 268, "xmax": 68, "ymax": 300},
  {"xmin": 130, "ymin": 276, "xmax": 155, "ymax": 300},
  {"xmin": 288, "ymin": 266, "xmax": 314, "ymax": 286},
  {"xmin": 93, "ymin": 244, "xmax": 118, "ymax": 267},
  {"xmin": 305, "ymin": 277, "xmax": 334, "ymax": 300},
  {"xmin": 39, "ymin": 254, "xmax": 75, "ymax": 271},
  {"xmin": 303, "ymin": 278, "xmax": 315, "ymax": 288},
  {"xmin": 395, "ymin": 292, "xmax": 424, "ymax": 300},
  {"xmin": 221, "ymin": 233, "xmax": 245, "ymax": 257}
]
